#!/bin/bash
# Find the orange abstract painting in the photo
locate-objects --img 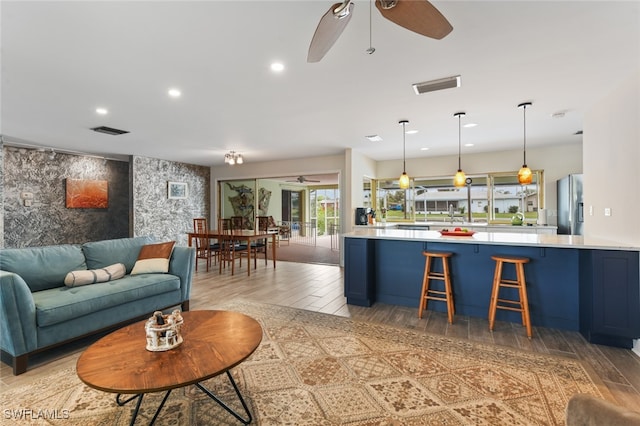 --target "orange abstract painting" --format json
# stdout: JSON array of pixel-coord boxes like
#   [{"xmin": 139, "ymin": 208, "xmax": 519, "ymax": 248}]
[{"xmin": 66, "ymin": 179, "xmax": 108, "ymax": 208}]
